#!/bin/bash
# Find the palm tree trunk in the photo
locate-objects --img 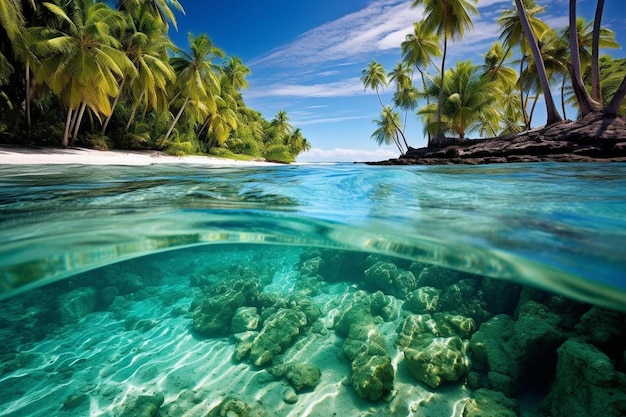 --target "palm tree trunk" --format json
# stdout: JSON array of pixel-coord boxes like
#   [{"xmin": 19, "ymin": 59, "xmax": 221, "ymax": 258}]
[
  {"xmin": 606, "ymin": 74, "xmax": 626, "ymax": 116},
  {"xmin": 102, "ymin": 78, "xmax": 126, "ymax": 135},
  {"xmin": 164, "ymin": 96, "xmax": 189, "ymax": 141},
  {"xmin": 515, "ymin": 0, "xmax": 562, "ymax": 126},
  {"xmin": 434, "ymin": 35, "xmax": 448, "ymax": 145},
  {"xmin": 25, "ymin": 64, "xmax": 31, "ymax": 140},
  {"xmin": 528, "ymin": 94, "xmax": 539, "ymax": 126},
  {"xmin": 377, "ymin": 87, "xmax": 408, "ymax": 151},
  {"xmin": 62, "ymin": 108, "xmax": 73, "ymax": 147},
  {"xmin": 71, "ymin": 102, "xmax": 87, "ymax": 144},
  {"xmin": 568, "ymin": 0, "xmax": 600, "ymax": 116},
  {"xmin": 417, "ymin": 67, "xmax": 432, "ymax": 145},
  {"xmin": 125, "ymin": 92, "xmax": 144, "ymax": 131},
  {"xmin": 520, "ymin": 56, "xmax": 530, "ymax": 129},
  {"xmin": 393, "ymin": 132, "xmax": 403, "ymax": 154},
  {"xmin": 591, "ymin": 0, "xmax": 605, "ymax": 102},
  {"xmin": 561, "ymin": 76, "xmax": 567, "ymax": 120}
]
